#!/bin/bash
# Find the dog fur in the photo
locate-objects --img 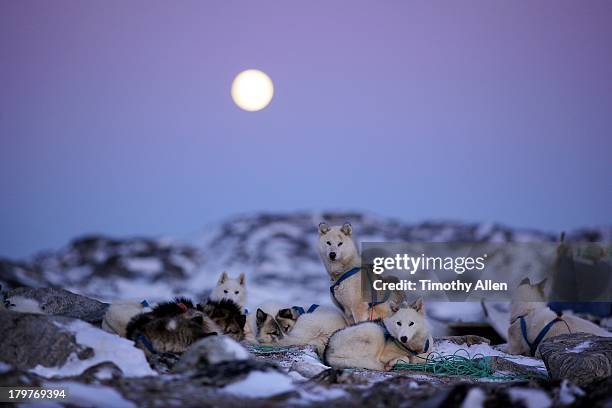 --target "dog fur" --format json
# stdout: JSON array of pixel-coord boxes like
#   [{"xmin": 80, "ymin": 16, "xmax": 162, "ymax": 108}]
[
  {"xmin": 126, "ymin": 297, "xmax": 219, "ymax": 355},
  {"xmin": 274, "ymin": 305, "xmax": 347, "ymax": 355},
  {"xmin": 318, "ymin": 222, "xmax": 398, "ymax": 324},
  {"xmin": 254, "ymin": 306, "xmax": 286, "ymax": 344},
  {"xmin": 323, "ymin": 298, "xmax": 432, "ymax": 371},
  {"xmin": 210, "ymin": 272, "xmax": 247, "ymax": 312},
  {"xmin": 198, "ymin": 299, "xmax": 247, "ymax": 341},
  {"xmin": 102, "ymin": 300, "xmax": 150, "ymax": 337},
  {"xmin": 507, "ymin": 278, "xmax": 611, "ymax": 357}
]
